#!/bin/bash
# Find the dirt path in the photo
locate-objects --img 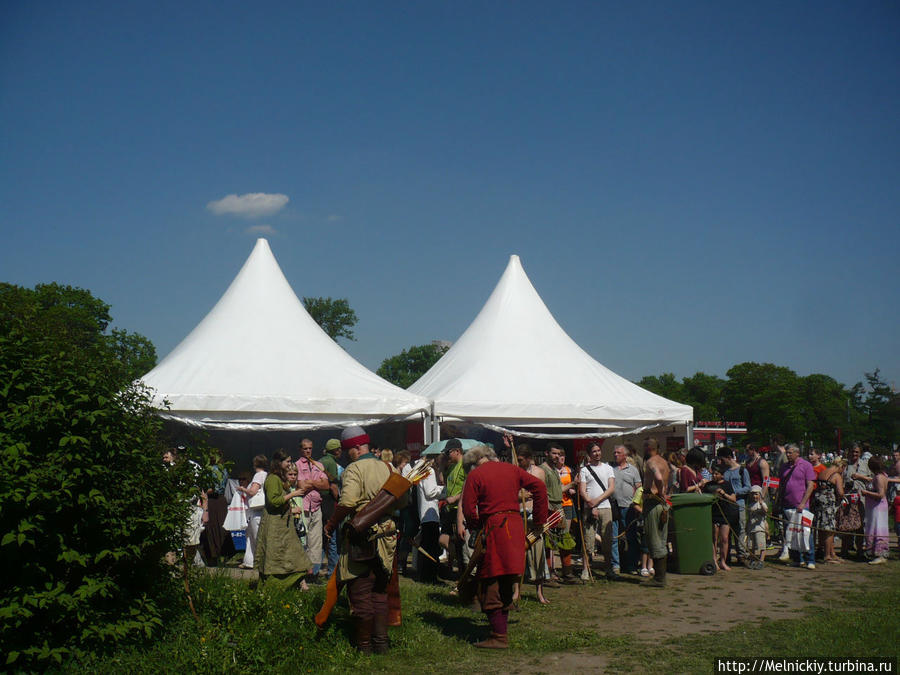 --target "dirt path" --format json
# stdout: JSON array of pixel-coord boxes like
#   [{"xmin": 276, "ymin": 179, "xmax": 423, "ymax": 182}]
[
  {"xmin": 501, "ymin": 557, "xmax": 886, "ymax": 674},
  {"xmin": 605, "ymin": 561, "xmax": 849, "ymax": 635}
]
